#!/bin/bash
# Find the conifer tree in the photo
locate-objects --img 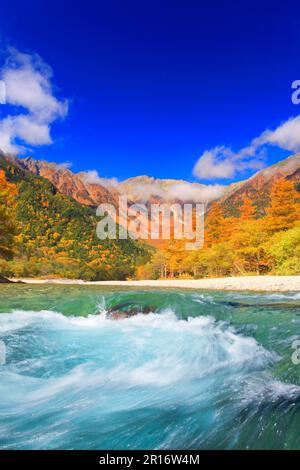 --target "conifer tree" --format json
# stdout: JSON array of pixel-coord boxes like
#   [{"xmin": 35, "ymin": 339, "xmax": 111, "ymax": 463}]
[
  {"xmin": 265, "ymin": 179, "xmax": 300, "ymax": 233},
  {"xmin": 240, "ymin": 197, "xmax": 256, "ymax": 220}
]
